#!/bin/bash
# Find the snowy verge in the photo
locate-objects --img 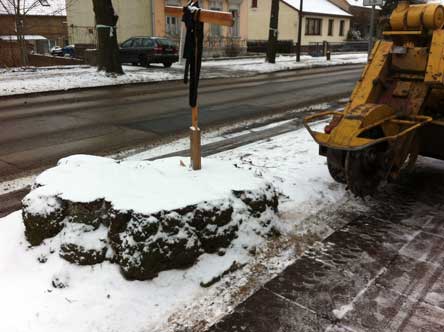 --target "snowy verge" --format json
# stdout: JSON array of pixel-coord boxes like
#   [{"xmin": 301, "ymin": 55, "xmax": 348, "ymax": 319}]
[
  {"xmin": 0, "ymin": 53, "xmax": 367, "ymax": 96},
  {"xmin": 22, "ymin": 156, "xmax": 279, "ymax": 280}
]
